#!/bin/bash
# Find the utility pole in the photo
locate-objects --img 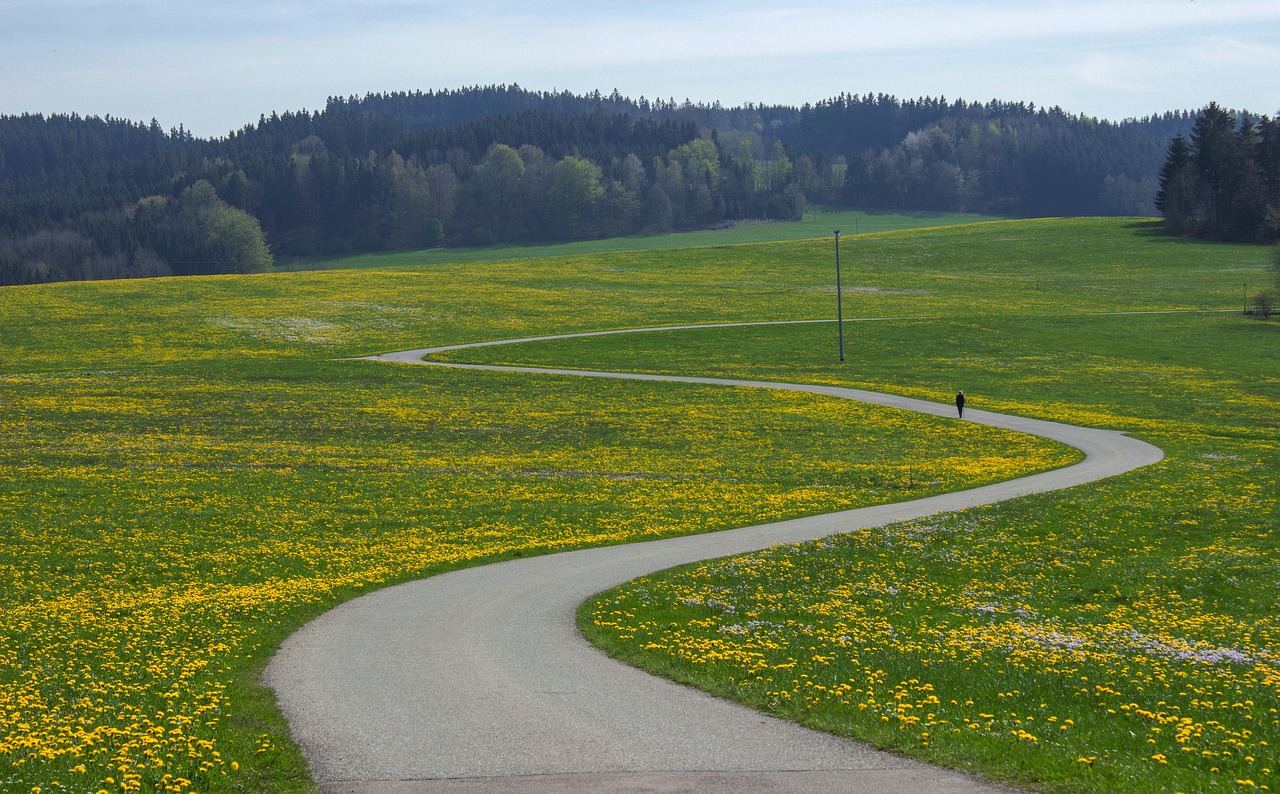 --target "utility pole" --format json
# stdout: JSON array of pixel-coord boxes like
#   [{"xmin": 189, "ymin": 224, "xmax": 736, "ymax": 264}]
[{"xmin": 834, "ymin": 230, "xmax": 844, "ymax": 362}]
